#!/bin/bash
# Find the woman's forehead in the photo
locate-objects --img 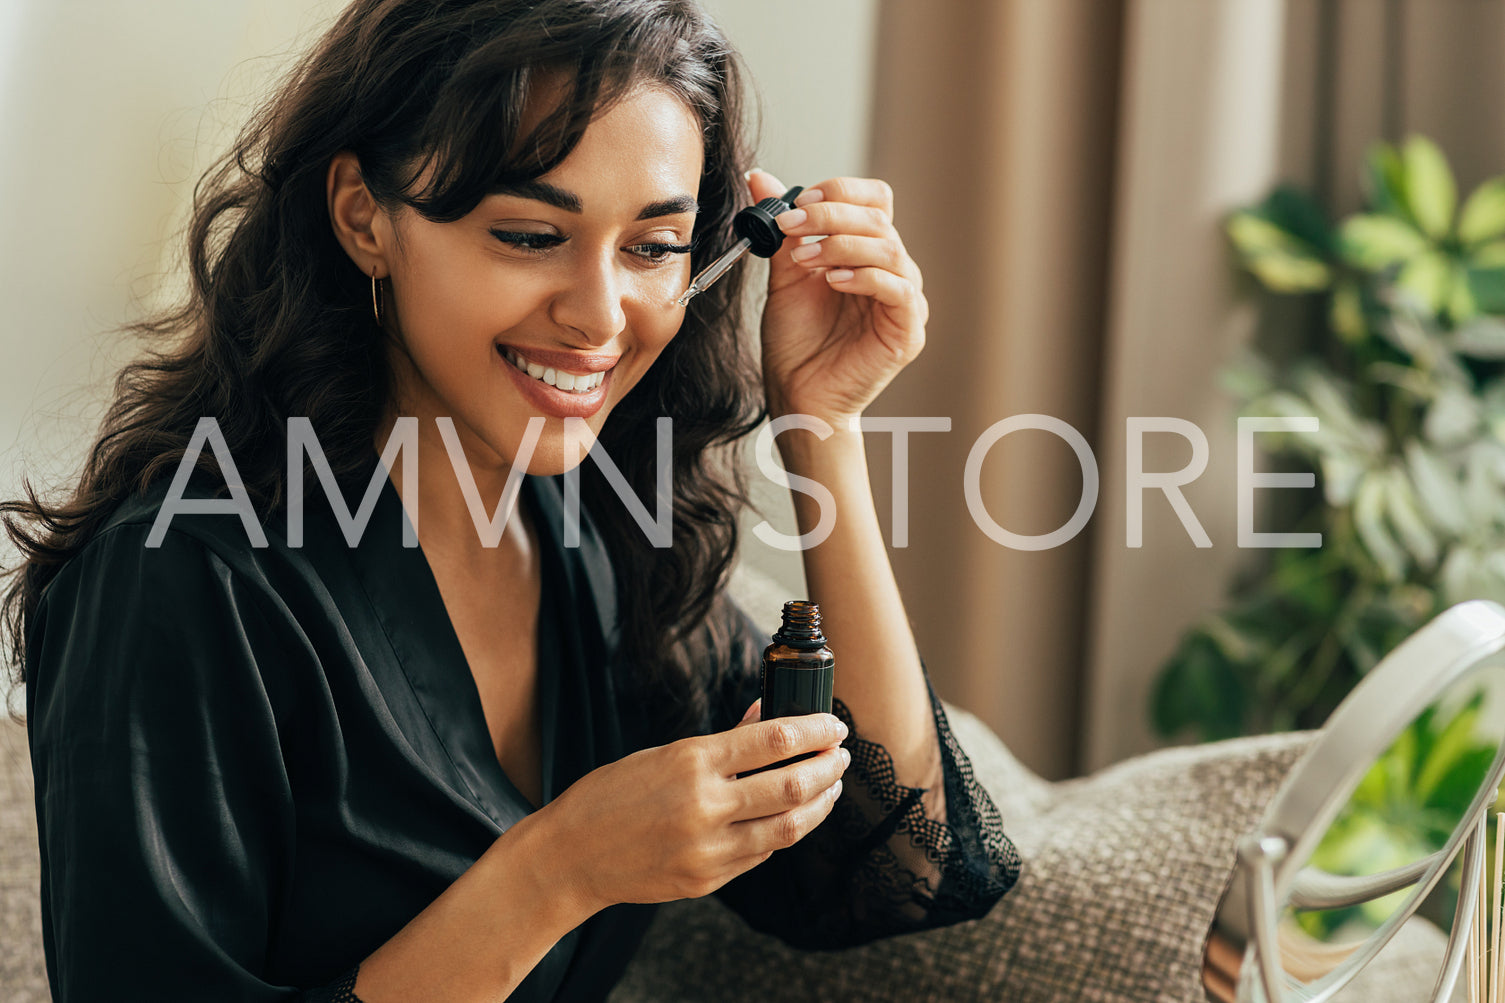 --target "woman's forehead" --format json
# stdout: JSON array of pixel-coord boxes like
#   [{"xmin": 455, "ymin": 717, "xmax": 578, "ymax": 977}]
[{"xmin": 501, "ymin": 85, "xmax": 705, "ymax": 211}]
